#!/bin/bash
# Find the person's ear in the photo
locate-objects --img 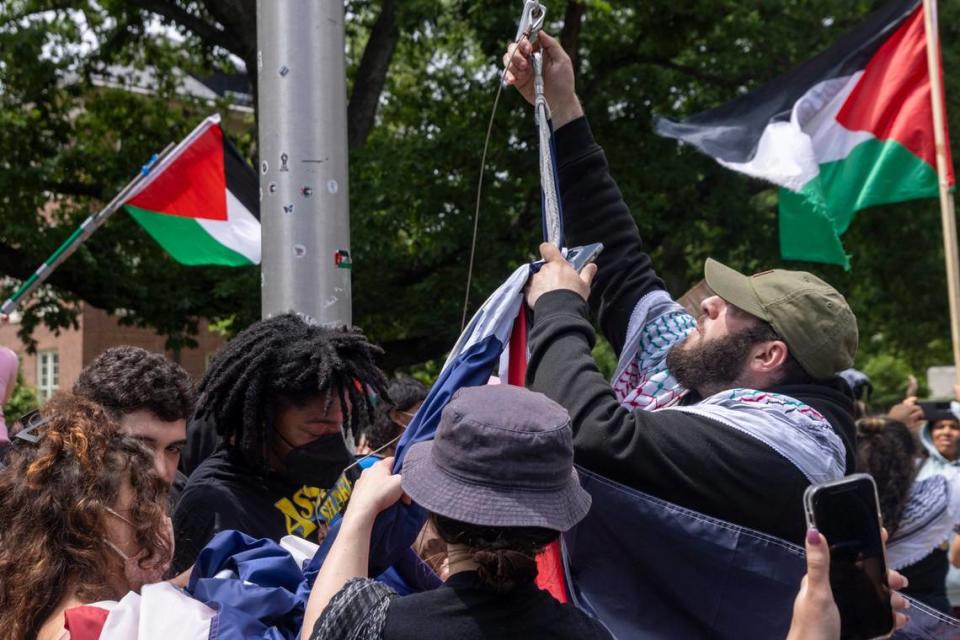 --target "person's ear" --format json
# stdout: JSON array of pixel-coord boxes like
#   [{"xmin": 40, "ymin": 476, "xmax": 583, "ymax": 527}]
[{"xmin": 750, "ymin": 340, "xmax": 789, "ymax": 374}]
